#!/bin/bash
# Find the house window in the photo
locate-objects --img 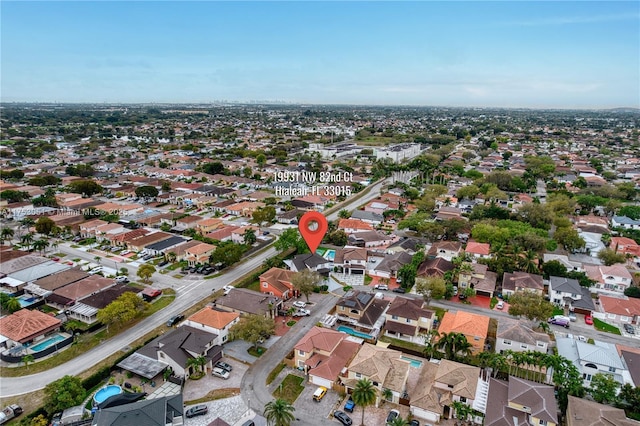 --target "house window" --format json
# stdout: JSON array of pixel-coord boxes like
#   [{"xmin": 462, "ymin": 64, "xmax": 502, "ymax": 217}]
[
  {"xmin": 537, "ymin": 342, "xmax": 545, "ymax": 347},
  {"xmin": 392, "ymin": 315, "xmax": 399, "ymax": 320},
  {"xmin": 355, "ymin": 373, "xmax": 362, "ymax": 378},
  {"xmin": 460, "ymin": 397, "xmax": 467, "ymax": 403},
  {"xmin": 521, "ymin": 344, "xmax": 528, "ymax": 349},
  {"xmin": 571, "ymin": 293, "xmax": 577, "ymax": 298},
  {"xmin": 262, "ymin": 283, "xmax": 268, "ymax": 288},
  {"xmin": 607, "ymin": 276, "xmax": 615, "ymax": 280},
  {"xmin": 621, "ymin": 316, "xmax": 629, "ymax": 322},
  {"xmin": 406, "ymin": 318, "xmax": 411, "ymax": 323},
  {"xmin": 222, "ymin": 336, "xmax": 227, "ymax": 342},
  {"xmin": 608, "ymin": 313, "xmax": 616, "ymax": 319},
  {"xmin": 351, "ymin": 309, "xmax": 359, "ymax": 314},
  {"xmin": 609, "ymin": 367, "xmax": 616, "ymax": 373},
  {"xmin": 504, "ymin": 340, "xmax": 511, "ymax": 345},
  {"xmin": 539, "ymin": 420, "xmax": 547, "ymax": 426},
  {"xmin": 298, "ymin": 350, "xmax": 305, "ymax": 356}
]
